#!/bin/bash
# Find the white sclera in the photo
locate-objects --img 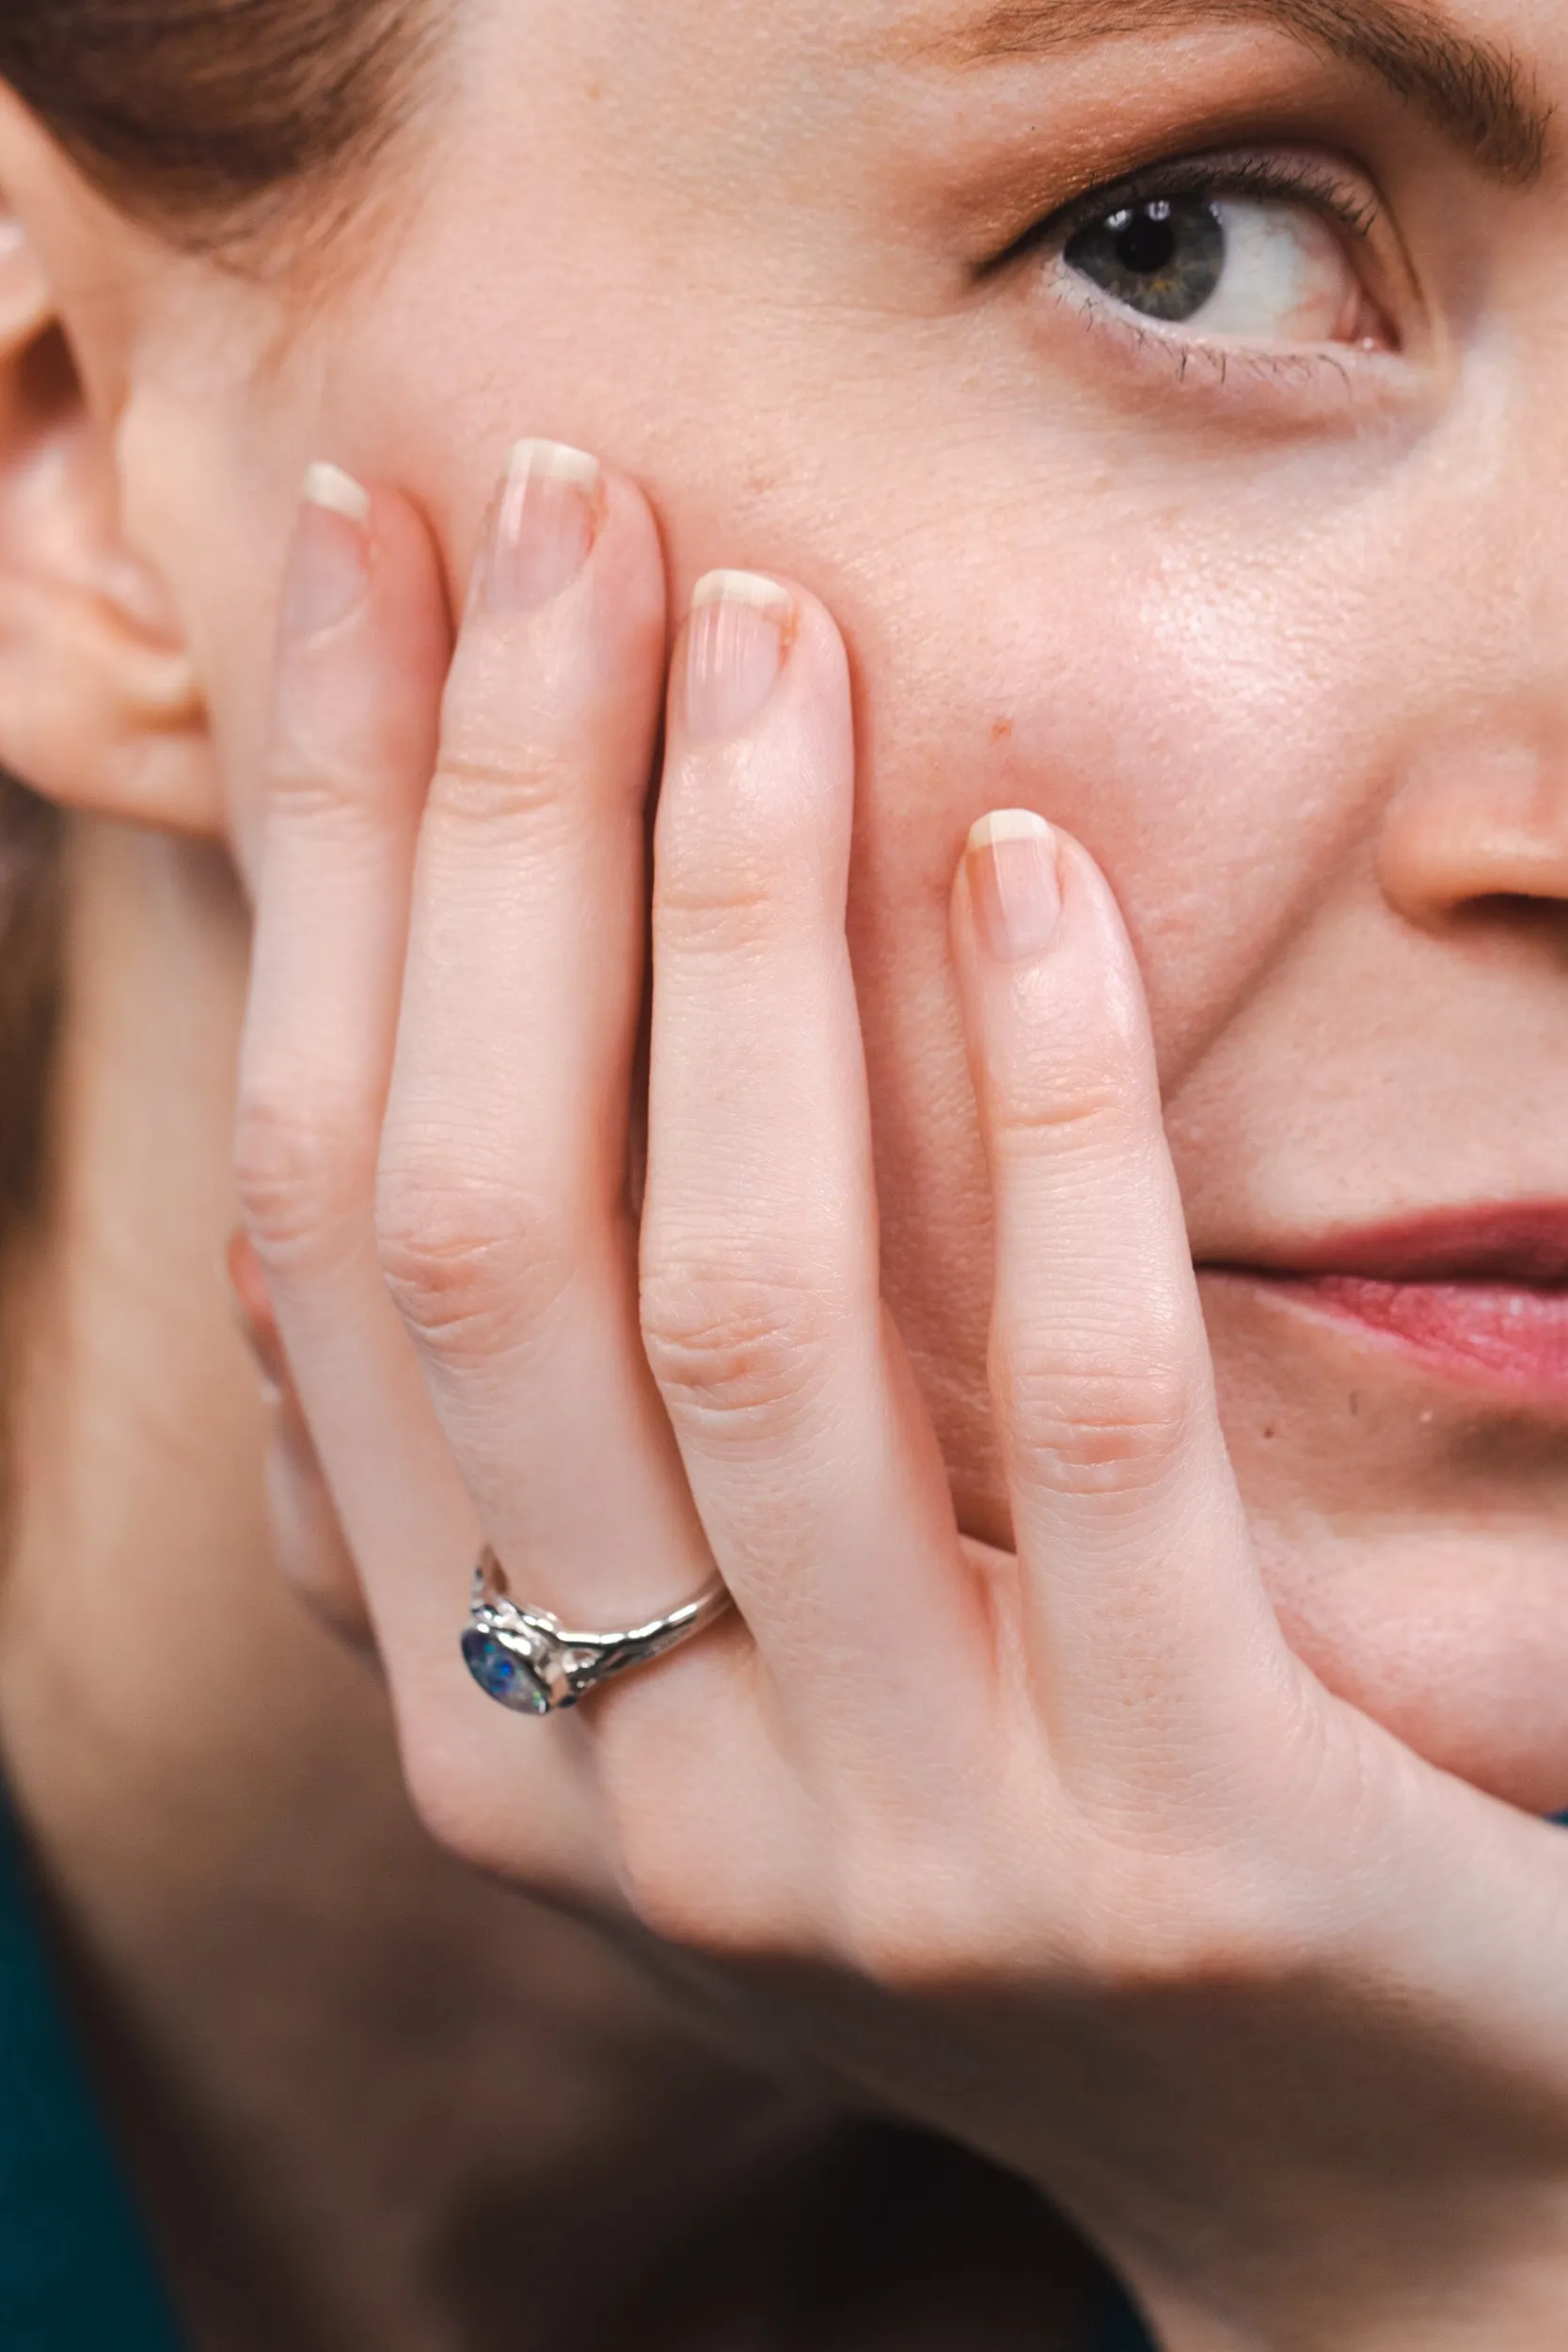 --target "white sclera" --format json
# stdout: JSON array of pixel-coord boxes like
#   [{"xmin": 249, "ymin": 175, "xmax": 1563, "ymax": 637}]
[{"xmin": 1187, "ymin": 199, "xmax": 1360, "ymax": 342}]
